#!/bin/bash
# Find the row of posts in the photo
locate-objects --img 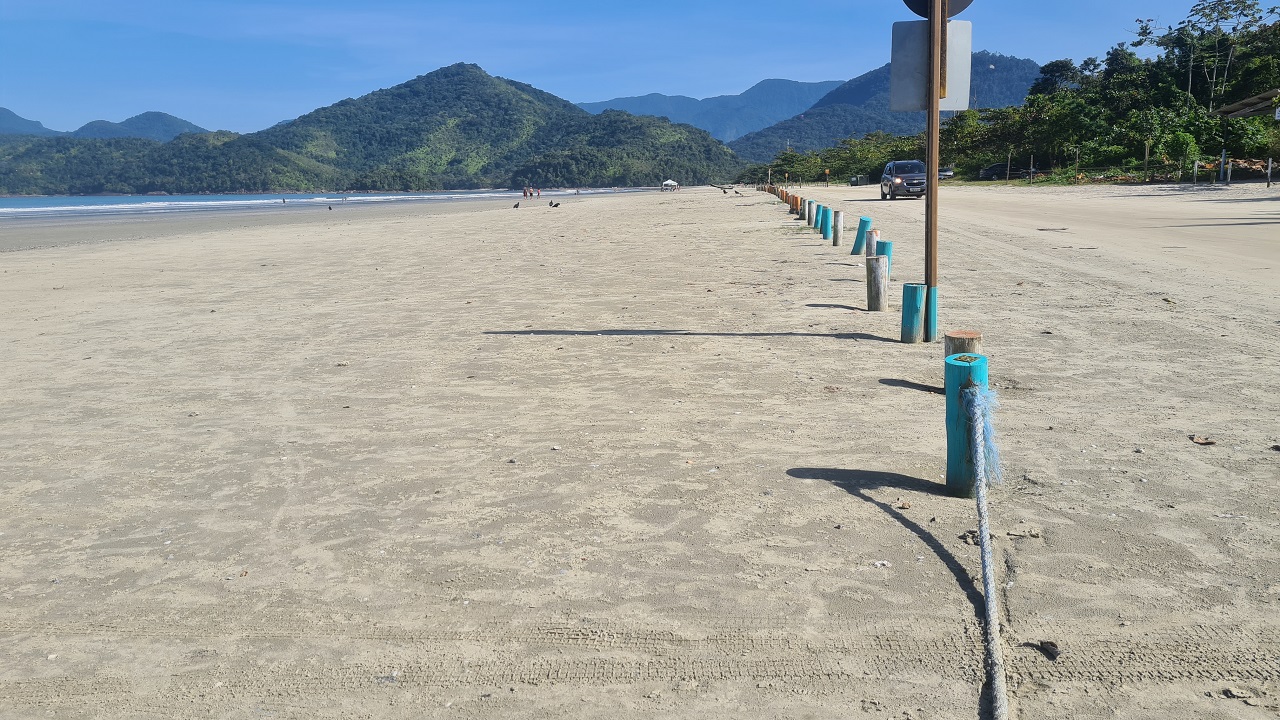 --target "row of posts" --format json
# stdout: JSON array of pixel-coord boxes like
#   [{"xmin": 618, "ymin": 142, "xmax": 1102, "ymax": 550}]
[{"xmin": 759, "ymin": 184, "xmax": 990, "ymax": 498}]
